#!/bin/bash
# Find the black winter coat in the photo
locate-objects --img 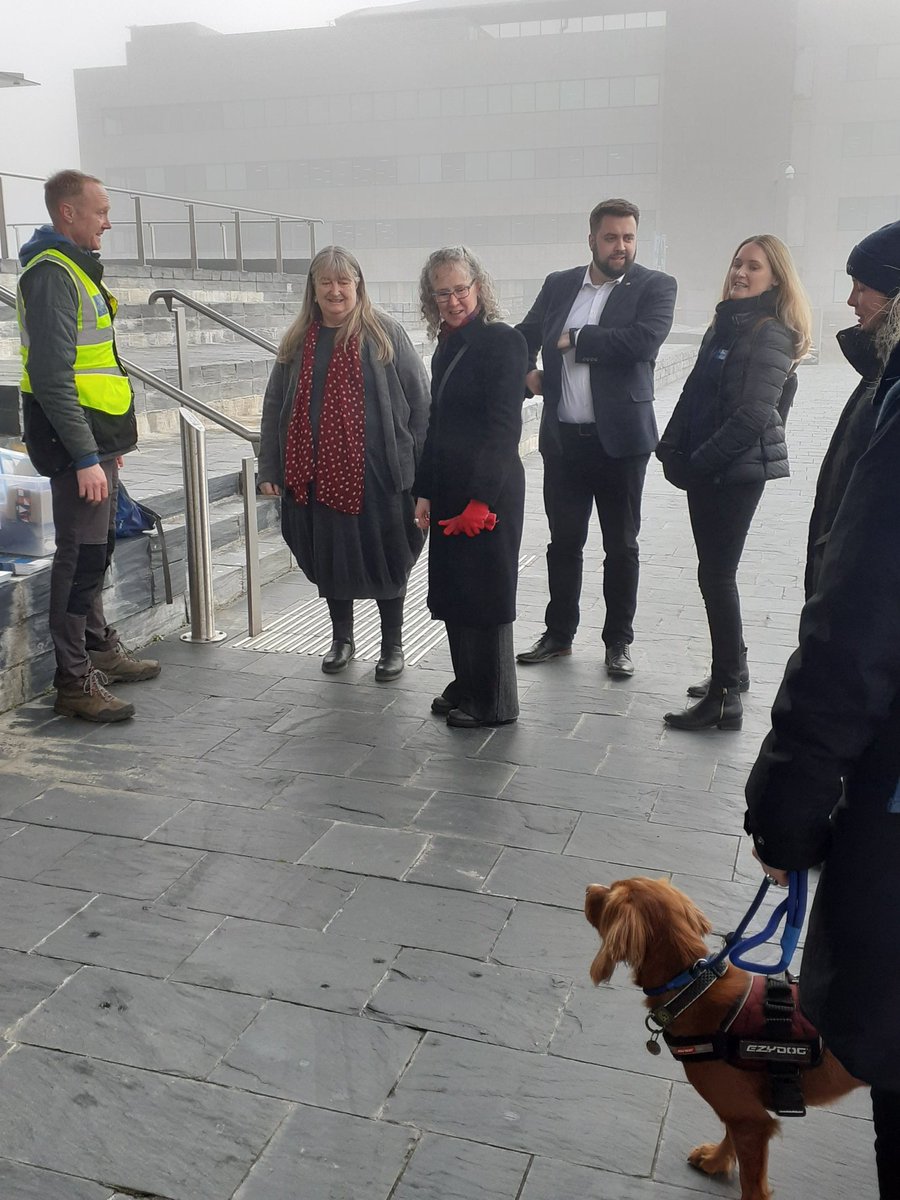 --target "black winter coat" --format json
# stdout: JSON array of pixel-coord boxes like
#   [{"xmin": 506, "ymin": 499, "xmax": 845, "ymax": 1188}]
[
  {"xmin": 414, "ymin": 316, "xmax": 527, "ymax": 627},
  {"xmin": 657, "ymin": 293, "xmax": 794, "ymax": 488},
  {"xmin": 804, "ymin": 326, "xmax": 881, "ymax": 599},
  {"xmin": 744, "ymin": 378, "xmax": 900, "ymax": 1090}
]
